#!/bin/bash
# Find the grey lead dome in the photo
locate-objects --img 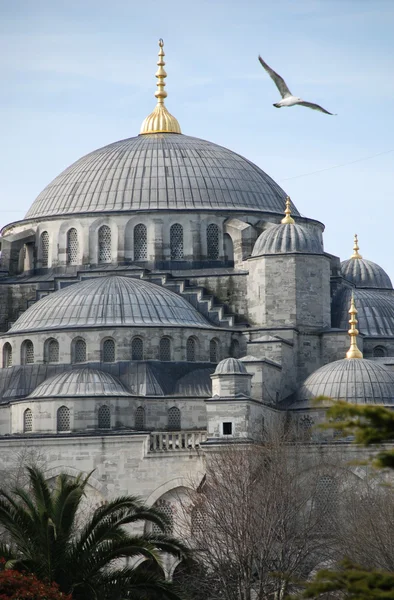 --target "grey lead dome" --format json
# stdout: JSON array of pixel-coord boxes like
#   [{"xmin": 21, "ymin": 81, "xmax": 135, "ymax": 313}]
[
  {"xmin": 28, "ymin": 368, "xmax": 131, "ymax": 398},
  {"xmin": 341, "ymin": 257, "xmax": 393, "ymax": 289},
  {"xmin": 25, "ymin": 134, "xmax": 295, "ymax": 219},
  {"xmin": 252, "ymin": 223, "xmax": 323, "ymax": 256},
  {"xmin": 298, "ymin": 358, "xmax": 394, "ymax": 406},
  {"xmin": 214, "ymin": 357, "xmax": 248, "ymax": 375},
  {"xmin": 9, "ymin": 275, "xmax": 212, "ymax": 333}
]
